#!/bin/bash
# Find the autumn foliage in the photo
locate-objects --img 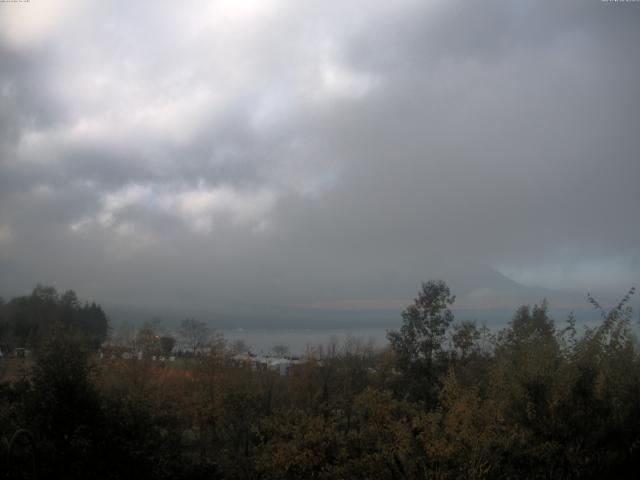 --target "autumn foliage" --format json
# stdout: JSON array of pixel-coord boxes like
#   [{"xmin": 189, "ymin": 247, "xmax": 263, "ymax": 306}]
[{"xmin": 0, "ymin": 283, "xmax": 639, "ymax": 478}]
